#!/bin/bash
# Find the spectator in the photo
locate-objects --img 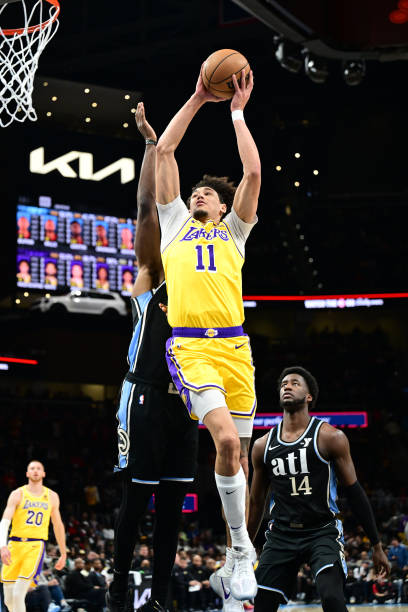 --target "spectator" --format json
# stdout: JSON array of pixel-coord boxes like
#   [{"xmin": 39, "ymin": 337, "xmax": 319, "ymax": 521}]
[
  {"xmin": 388, "ymin": 537, "xmax": 408, "ymax": 569},
  {"xmin": 296, "ymin": 564, "xmax": 315, "ymax": 604},
  {"xmin": 64, "ymin": 558, "xmax": 106, "ymax": 612},
  {"xmin": 89, "ymin": 558, "xmax": 107, "ymax": 589},
  {"xmin": 171, "ymin": 555, "xmax": 191, "ymax": 612},
  {"xmin": 188, "ymin": 554, "xmax": 207, "ymax": 611},
  {"xmin": 372, "ymin": 577, "xmax": 396, "ymax": 603},
  {"xmin": 132, "ymin": 544, "xmax": 150, "ymax": 570},
  {"xmin": 352, "ymin": 561, "xmax": 374, "ymax": 603},
  {"xmin": 25, "ymin": 584, "xmax": 54, "ymax": 612},
  {"xmin": 202, "ymin": 558, "xmax": 218, "ymax": 610}
]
